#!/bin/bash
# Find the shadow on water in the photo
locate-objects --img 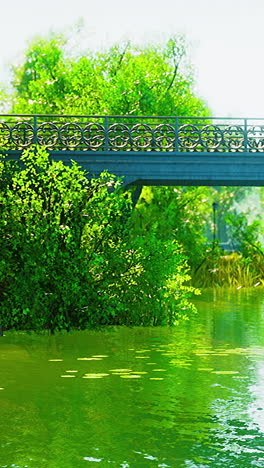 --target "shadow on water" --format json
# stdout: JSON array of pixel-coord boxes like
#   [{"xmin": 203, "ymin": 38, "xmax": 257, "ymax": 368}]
[{"xmin": 0, "ymin": 288, "xmax": 264, "ymax": 467}]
